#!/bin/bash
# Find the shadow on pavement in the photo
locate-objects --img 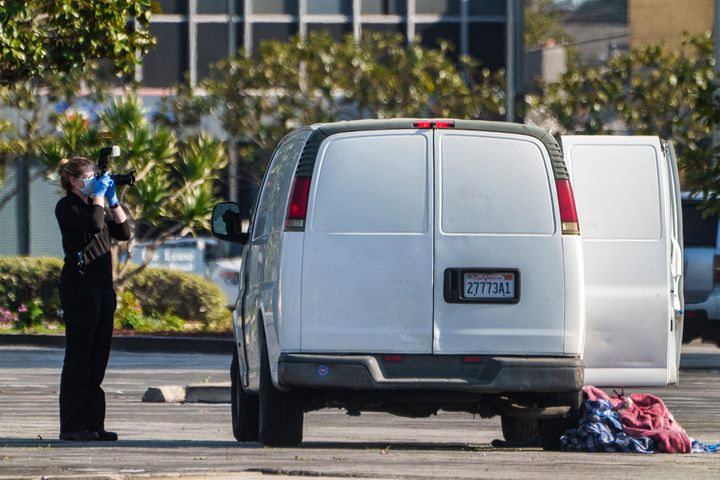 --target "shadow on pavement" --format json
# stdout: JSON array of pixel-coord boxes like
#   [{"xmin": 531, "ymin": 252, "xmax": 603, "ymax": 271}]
[{"xmin": 0, "ymin": 438, "xmax": 493, "ymax": 451}]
